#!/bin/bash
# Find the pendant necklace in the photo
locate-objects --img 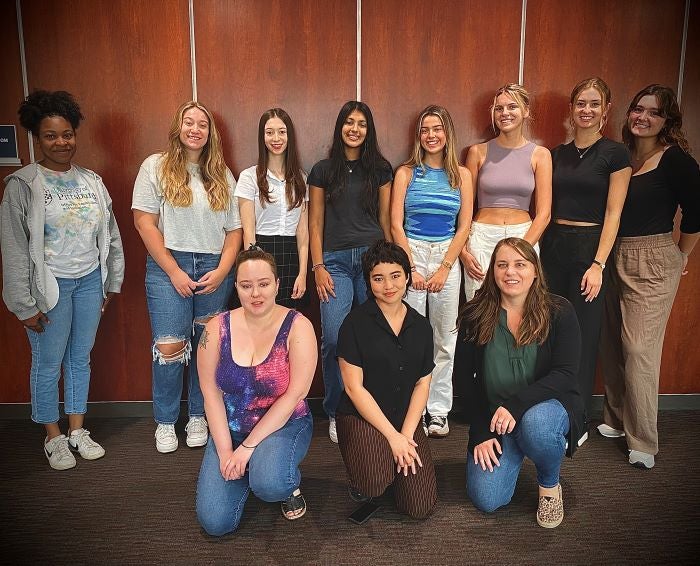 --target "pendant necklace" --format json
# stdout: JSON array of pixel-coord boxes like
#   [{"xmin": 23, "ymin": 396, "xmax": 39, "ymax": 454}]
[
  {"xmin": 345, "ymin": 162, "xmax": 354, "ymax": 174},
  {"xmin": 575, "ymin": 145, "xmax": 593, "ymax": 159}
]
